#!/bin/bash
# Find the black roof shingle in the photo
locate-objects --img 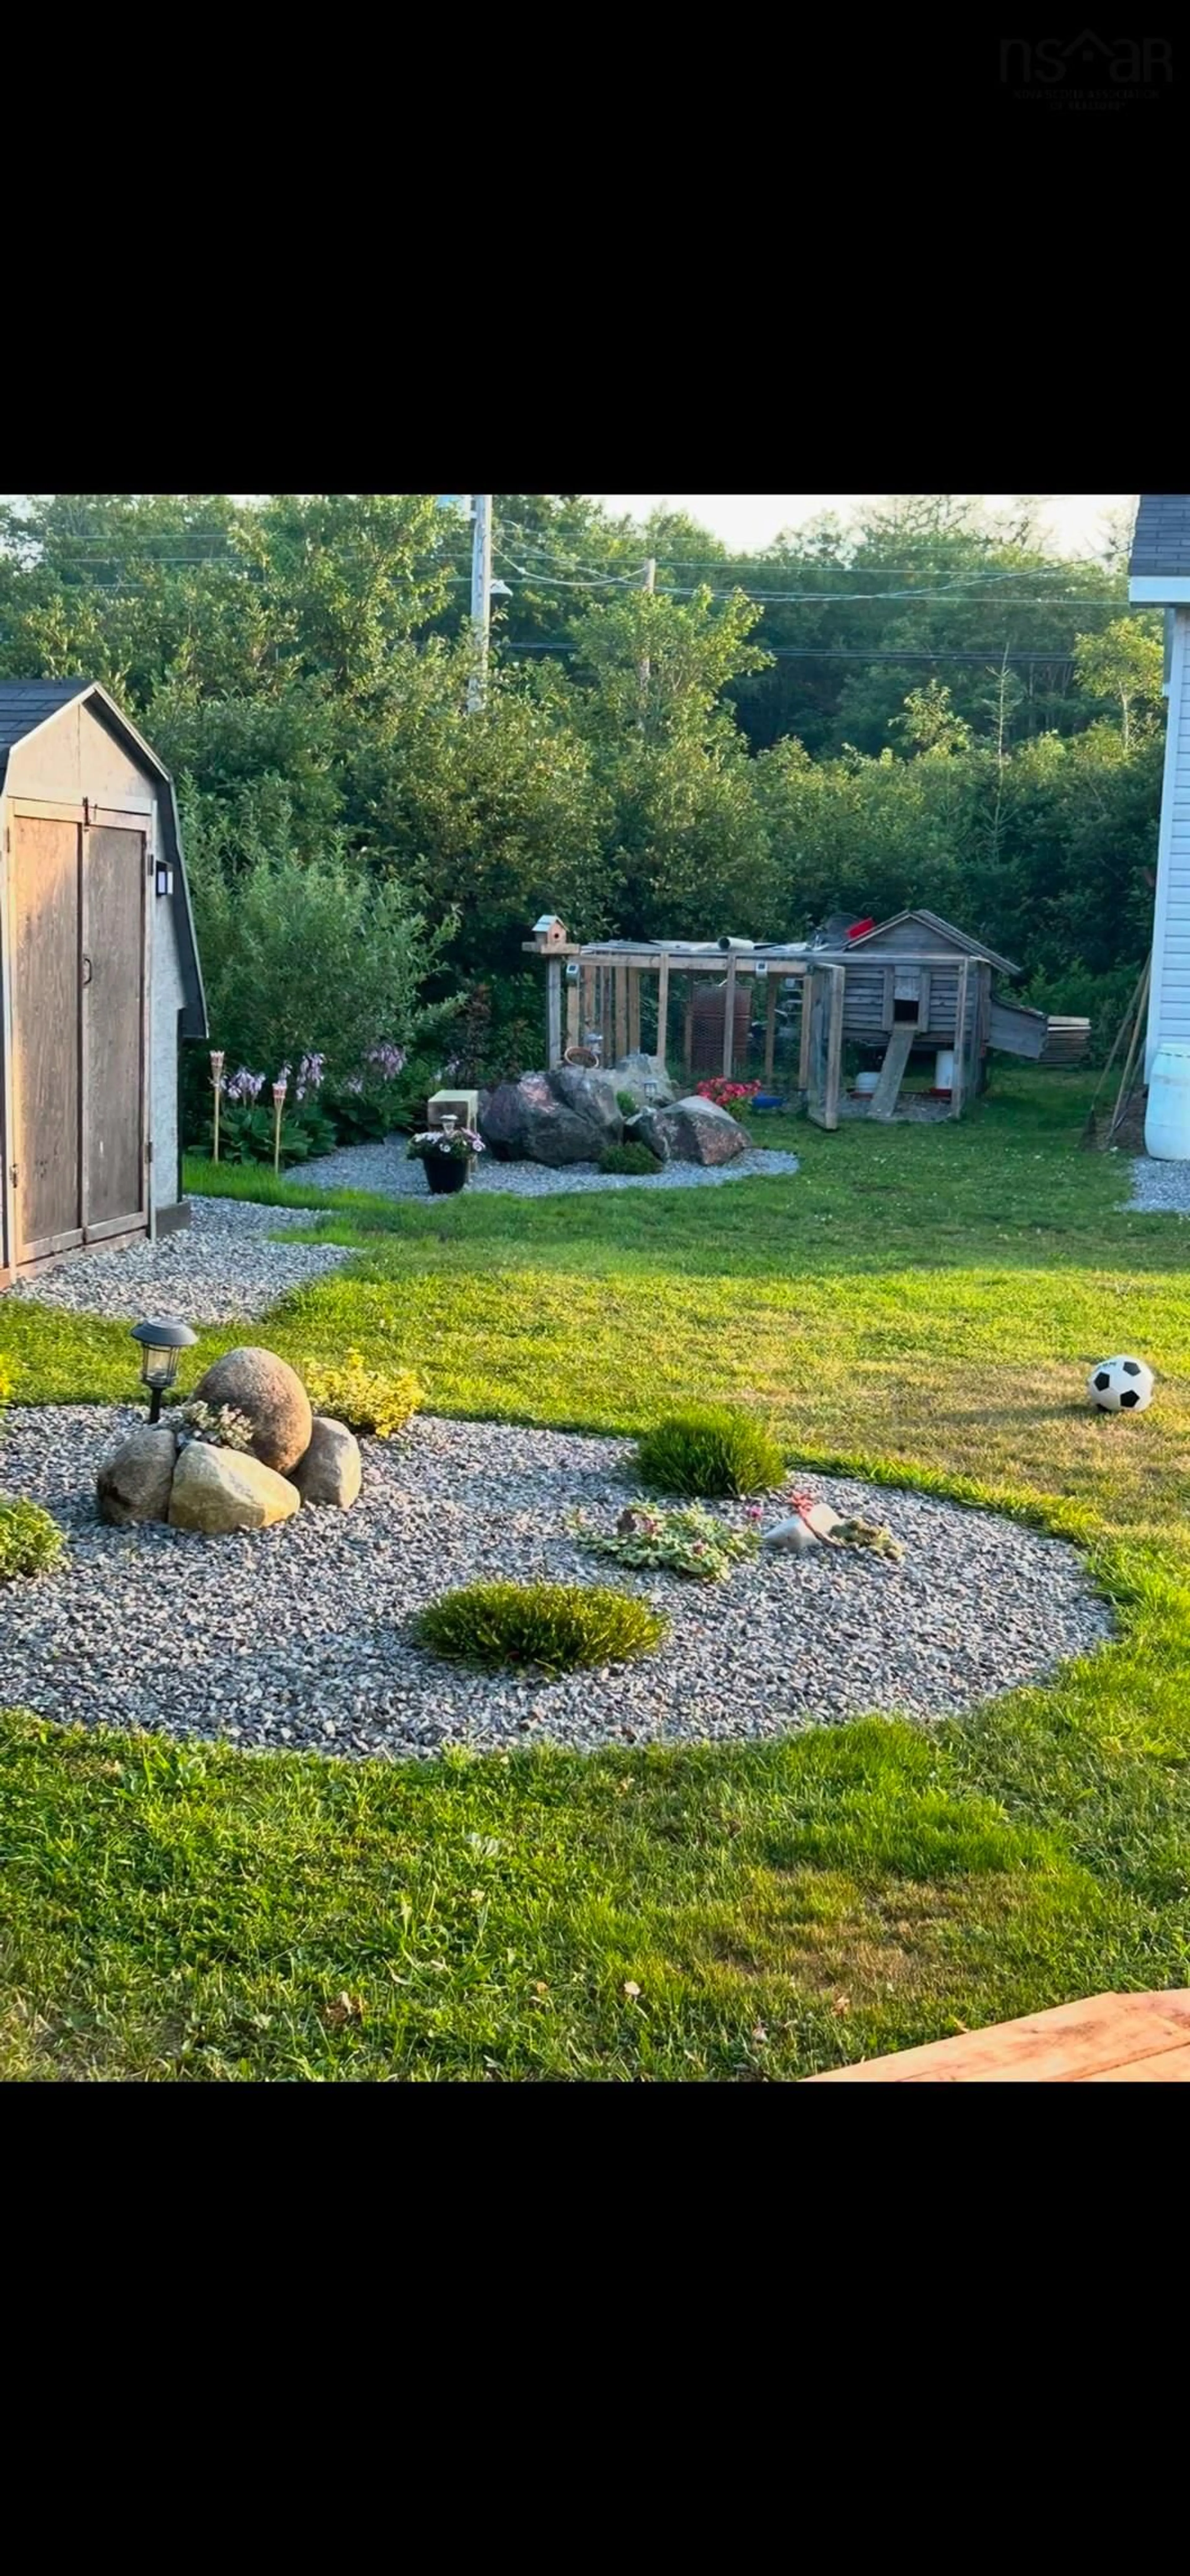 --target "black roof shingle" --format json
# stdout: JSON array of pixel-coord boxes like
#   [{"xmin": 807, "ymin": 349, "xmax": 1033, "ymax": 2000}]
[{"xmin": 1129, "ymin": 495, "xmax": 1190, "ymax": 579}]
